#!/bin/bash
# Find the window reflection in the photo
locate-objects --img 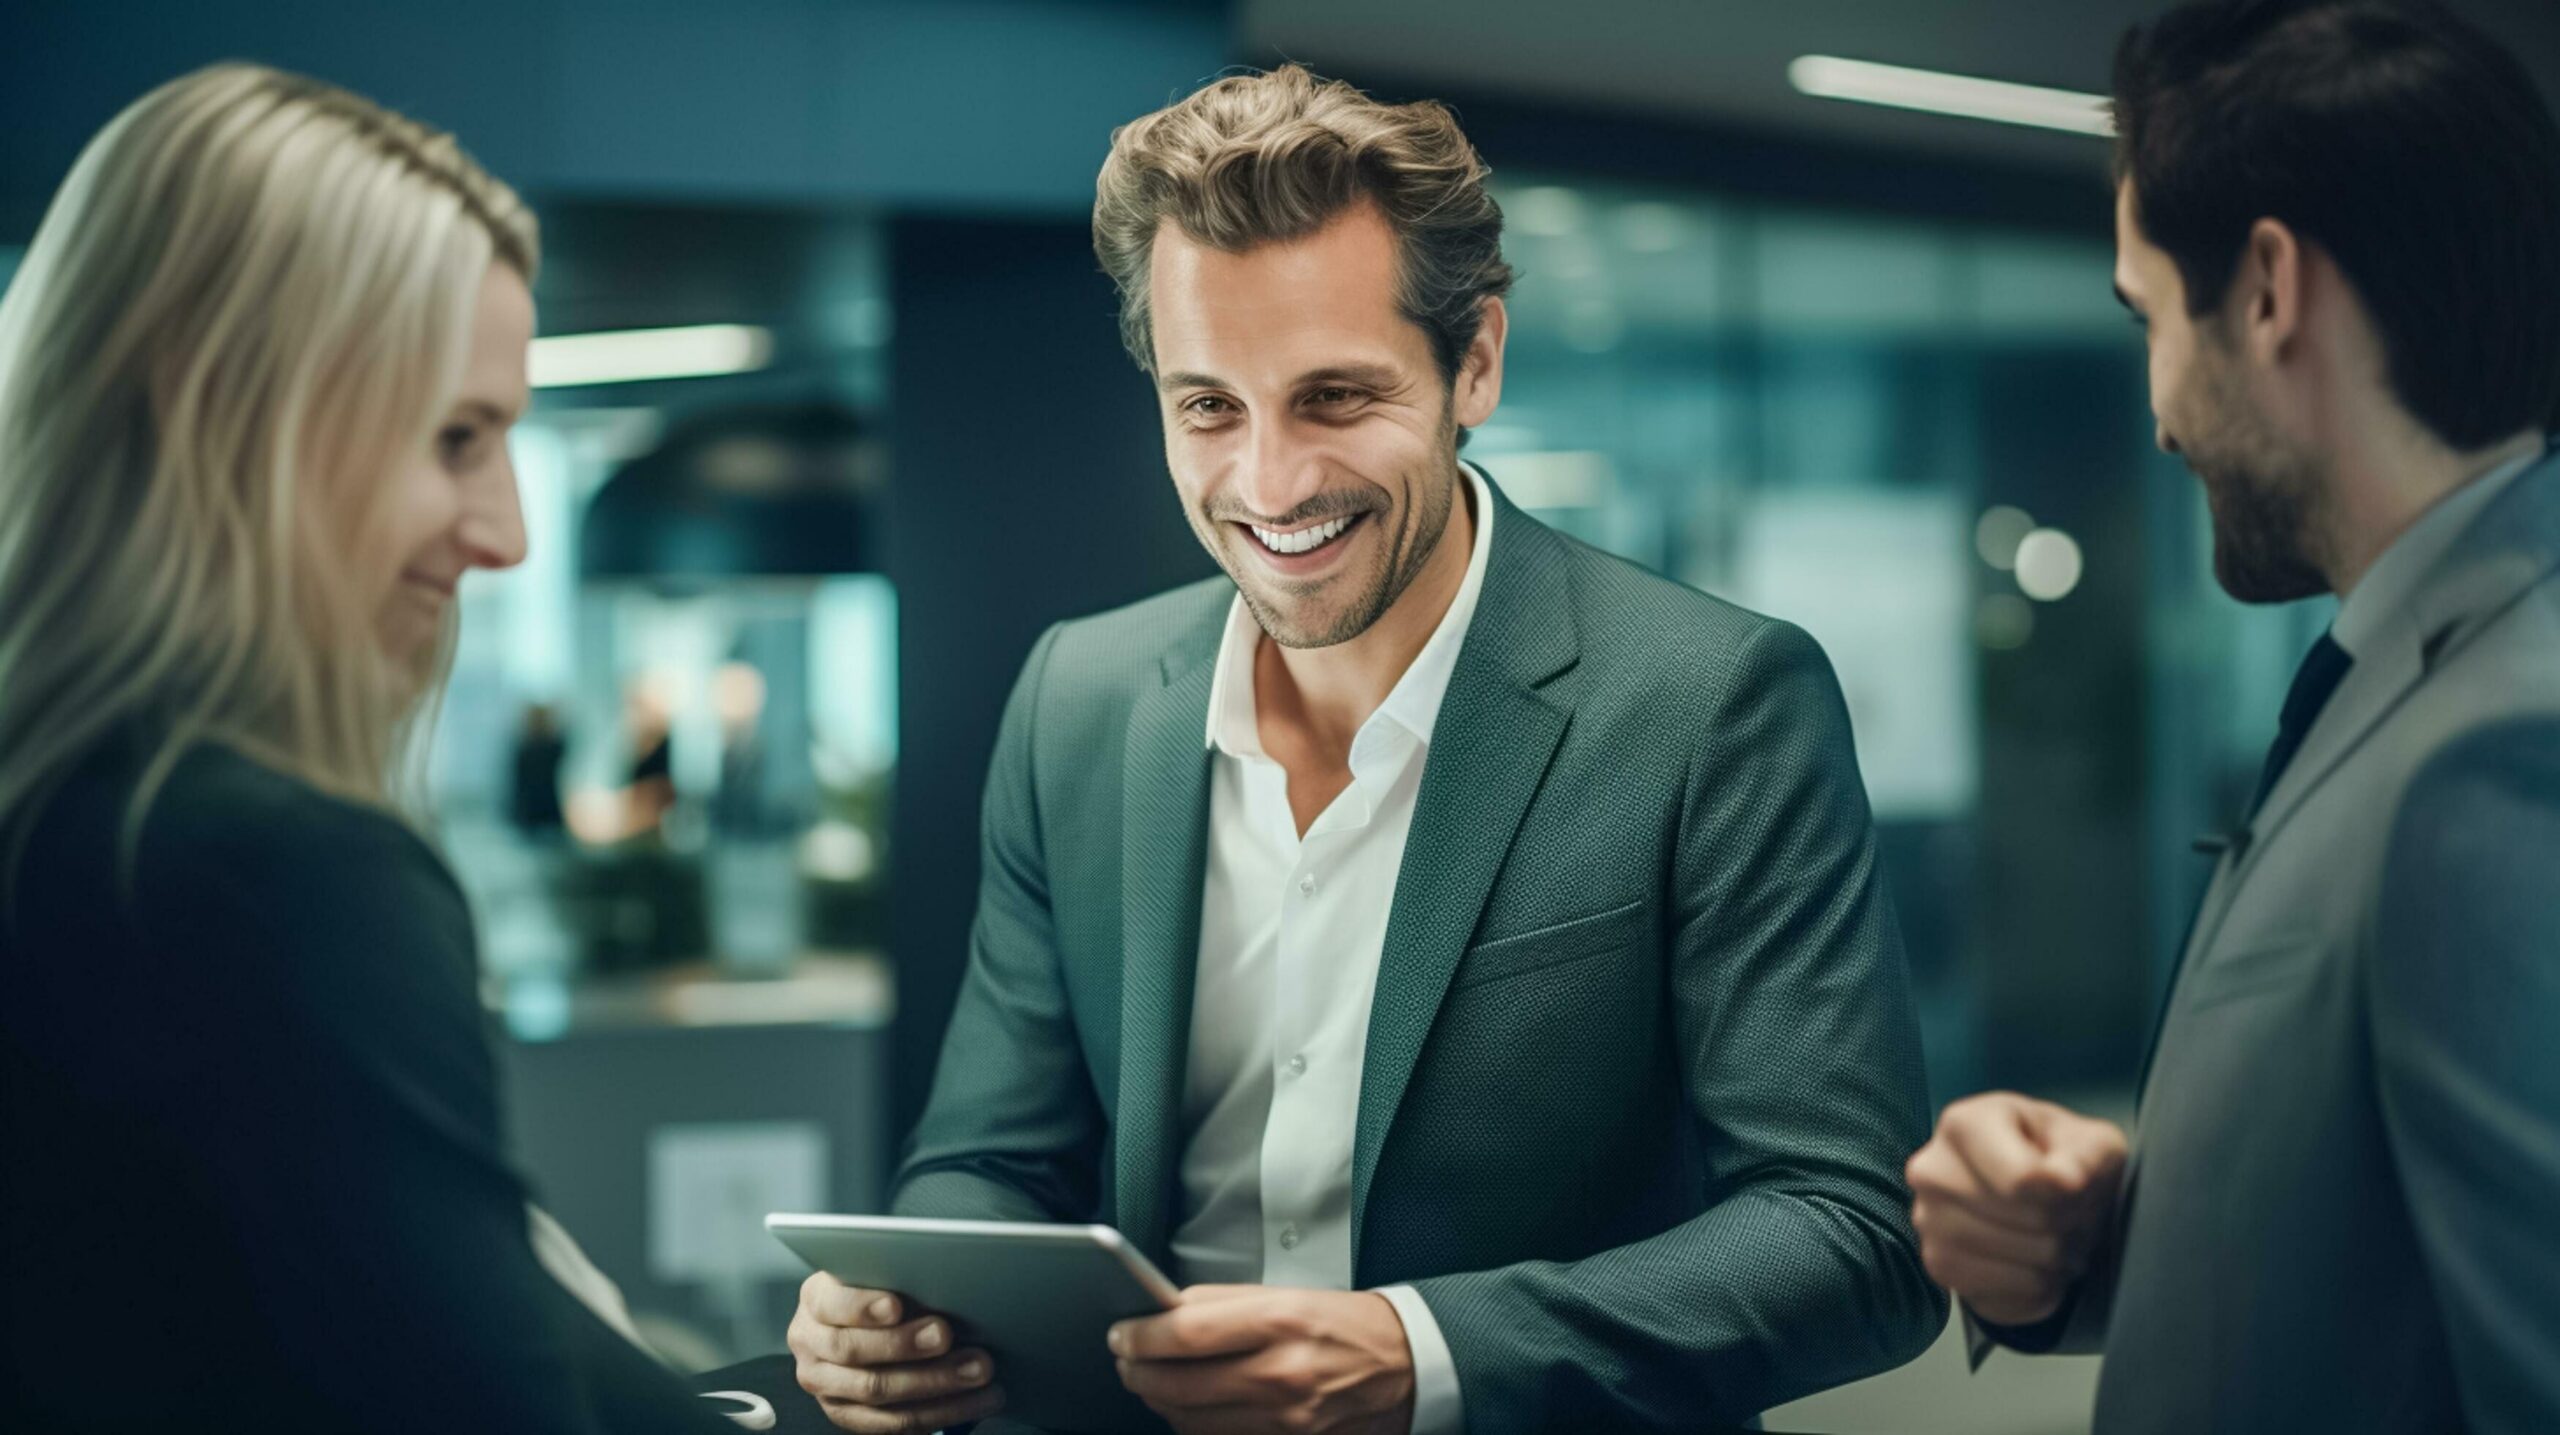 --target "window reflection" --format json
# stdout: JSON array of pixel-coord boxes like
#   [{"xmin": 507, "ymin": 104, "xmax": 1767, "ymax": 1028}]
[{"xmin": 1483, "ymin": 175, "xmax": 2319, "ymax": 1101}]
